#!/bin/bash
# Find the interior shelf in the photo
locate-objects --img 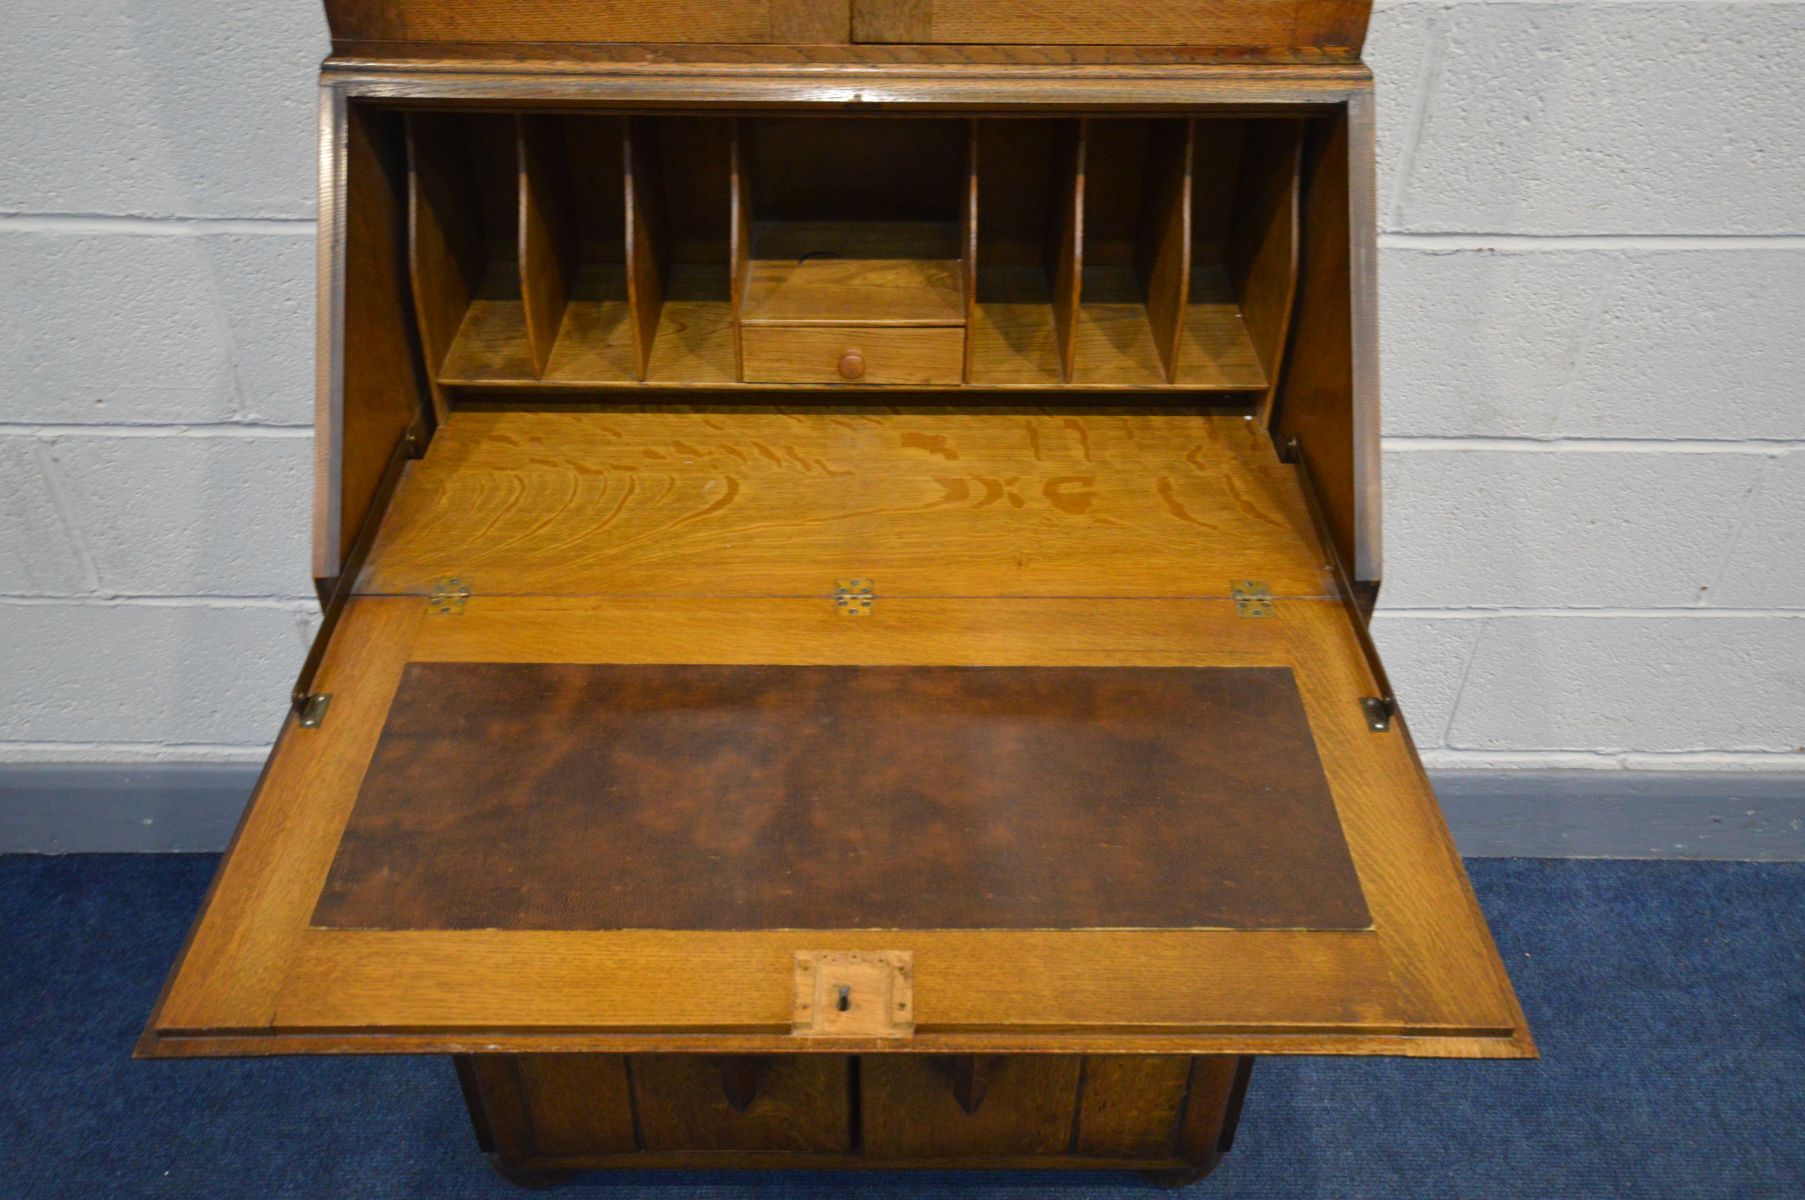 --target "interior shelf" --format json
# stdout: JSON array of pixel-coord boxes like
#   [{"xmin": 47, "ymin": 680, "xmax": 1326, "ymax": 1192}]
[
  {"xmin": 439, "ymin": 263, "xmax": 535, "ymax": 384},
  {"xmin": 741, "ymin": 222, "xmax": 965, "ymax": 327},
  {"xmin": 1178, "ymin": 267, "xmax": 1267, "ymax": 390},
  {"xmin": 405, "ymin": 113, "xmax": 1308, "ymax": 394},
  {"xmin": 541, "ymin": 264, "xmax": 635, "ymax": 383},
  {"xmin": 970, "ymin": 266, "xmax": 1064, "ymax": 385}
]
